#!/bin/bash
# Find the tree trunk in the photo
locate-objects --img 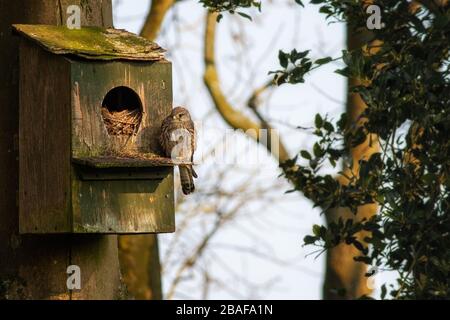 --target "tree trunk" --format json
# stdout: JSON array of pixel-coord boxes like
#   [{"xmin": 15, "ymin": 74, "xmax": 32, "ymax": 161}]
[
  {"xmin": 118, "ymin": 235, "xmax": 162, "ymax": 300},
  {"xmin": 322, "ymin": 25, "xmax": 379, "ymax": 300},
  {"xmin": 0, "ymin": 0, "xmax": 124, "ymax": 300}
]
